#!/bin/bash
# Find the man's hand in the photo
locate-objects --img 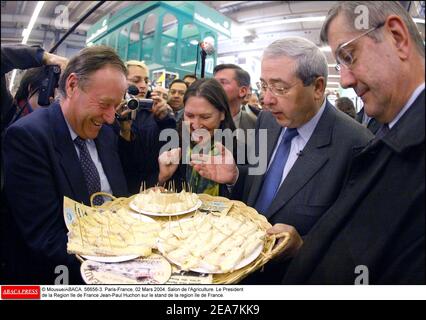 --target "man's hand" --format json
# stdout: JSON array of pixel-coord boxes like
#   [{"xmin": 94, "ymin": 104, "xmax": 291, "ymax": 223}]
[
  {"xmin": 42, "ymin": 51, "xmax": 68, "ymax": 71},
  {"xmin": 158, "ymin": 148, "xmax": 181, "ymax": 184},
  {"xmin": 190, "ymin": 142, "xmax": 238, "ymax": 185},
  {"xmin": 267, "ymin": 224, "xmax": 303, "ymax": 260},
  {"xmin": 115, "ymin": 100, "xmax": 133, "ymax": 141},
  {"xmin": 151, "ymin": 90, "xmax": 172, "ymax": 120}
]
